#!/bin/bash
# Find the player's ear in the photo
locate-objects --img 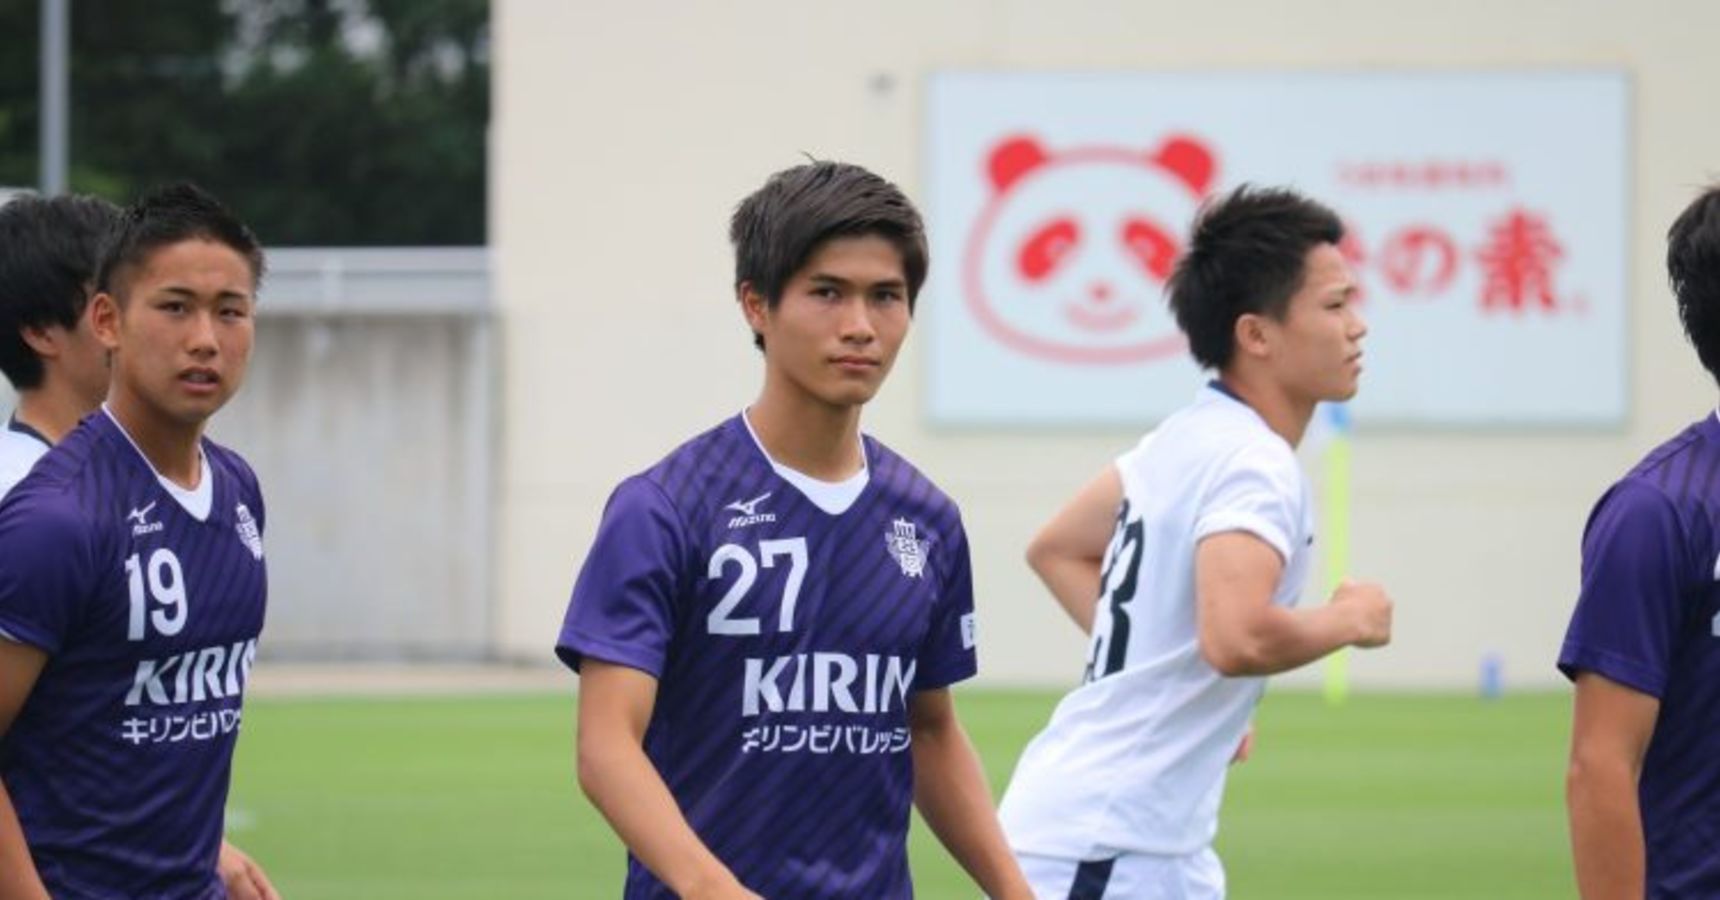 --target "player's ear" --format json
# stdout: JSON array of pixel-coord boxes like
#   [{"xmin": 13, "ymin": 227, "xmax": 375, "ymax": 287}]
[
  {"xmin": 738, "ymin": 281, "xmax": 770, "ymax": 331},
  {"xmin": 19, "ymin": 325, "xmax": 59, "ymax": 359},
  {"xmin": 88, "ymin": 292, "xmax": 123, "ymax": 352},
  {"xmin": 1233, "ymin": 312, "xmax": 1272, "ymax": 360}
]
